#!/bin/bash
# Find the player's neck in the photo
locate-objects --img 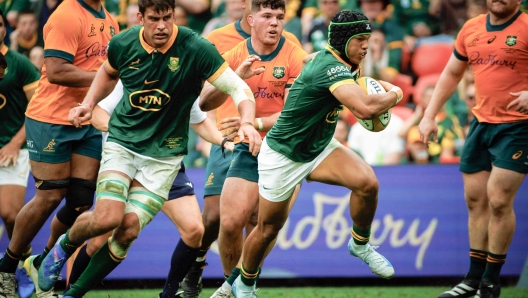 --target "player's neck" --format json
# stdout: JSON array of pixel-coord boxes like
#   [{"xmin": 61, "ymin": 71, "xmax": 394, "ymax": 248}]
[
  {"xmin": 240, "ymin": 15, "xmax": 251, "ymax": 35},
  {"xmin": 489, "ymin": 9, "xmax": 519, "ymax": 25},
  {"xmin": 250, "ymin": 36, "xmax": 278, "ymax": 56},
  {"xmin": 81, "ymin": 0, "xmax": 103, "ymax": 12}
]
